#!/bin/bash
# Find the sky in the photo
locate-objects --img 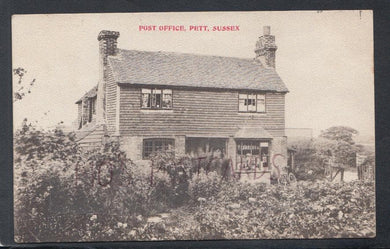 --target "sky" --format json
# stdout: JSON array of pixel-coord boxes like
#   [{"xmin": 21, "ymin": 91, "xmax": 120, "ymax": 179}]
[{"xmin": 12, "ymin": 11, "xmax": 374, "ymax": 137}]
